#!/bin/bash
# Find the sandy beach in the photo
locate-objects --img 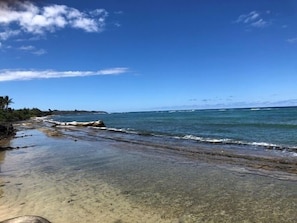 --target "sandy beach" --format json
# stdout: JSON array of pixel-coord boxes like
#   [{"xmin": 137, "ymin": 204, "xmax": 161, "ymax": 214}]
[{"xmin": 0, "ymin": 119, "xmax": 296, "ymax": 222}]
